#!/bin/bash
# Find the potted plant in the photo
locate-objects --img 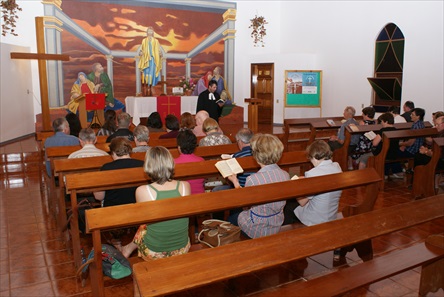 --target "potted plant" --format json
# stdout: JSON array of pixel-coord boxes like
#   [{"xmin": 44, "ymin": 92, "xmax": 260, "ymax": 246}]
[
  {"xmin": 178, "ymin": 76, "xmax": 195, "ymax": 95},
  {"xmin": 249, "ymin": 14, "xmax": 268, "ymax": 47},
  {"xmin": 1, "ymin": 0, "xmax": 22, "ymax": 36}
]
